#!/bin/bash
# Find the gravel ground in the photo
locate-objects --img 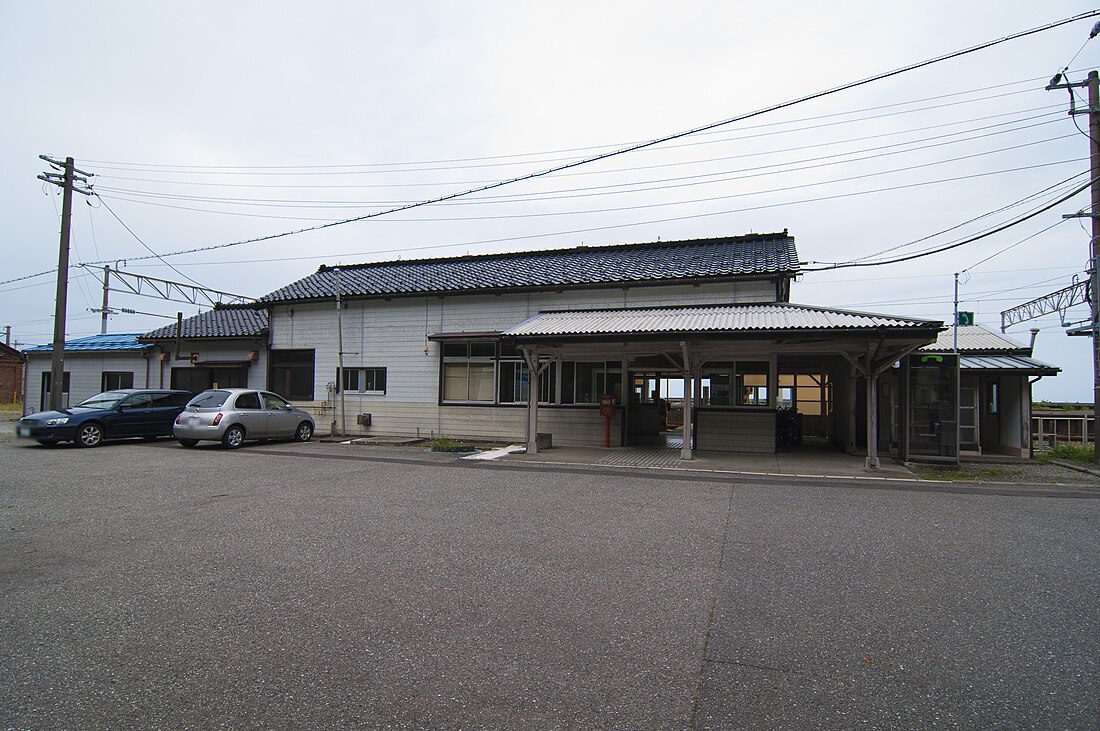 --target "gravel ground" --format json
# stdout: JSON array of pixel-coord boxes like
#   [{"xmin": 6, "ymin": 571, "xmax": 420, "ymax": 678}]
[{"xmin": 910, "ymin": 460, "xmax": 1100, "ymax": 486}]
